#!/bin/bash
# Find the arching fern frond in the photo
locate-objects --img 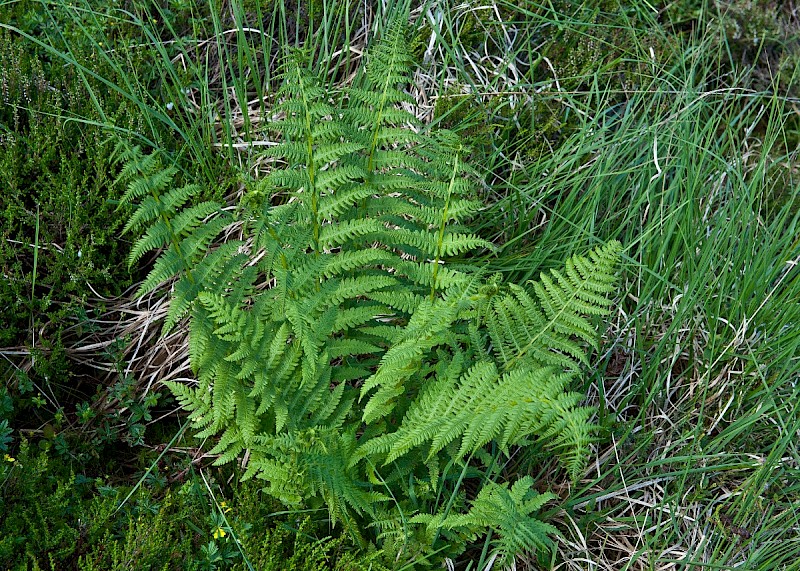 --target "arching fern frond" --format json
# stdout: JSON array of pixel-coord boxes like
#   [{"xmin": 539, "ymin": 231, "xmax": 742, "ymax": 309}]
[
  {"xmin": 487, "ymin": 241, "xmax": 621, "ymax": 372},
  {"xmin": 360, "ymin": 242, "xmax": 620, "ymax": 479},
  {"xmin": 360, "ymin": 284, "xmax": 478, "ymax": 425},
  {"xmin": 360, "ymin": 363, "xmax": 593, "ymax": 478}
]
